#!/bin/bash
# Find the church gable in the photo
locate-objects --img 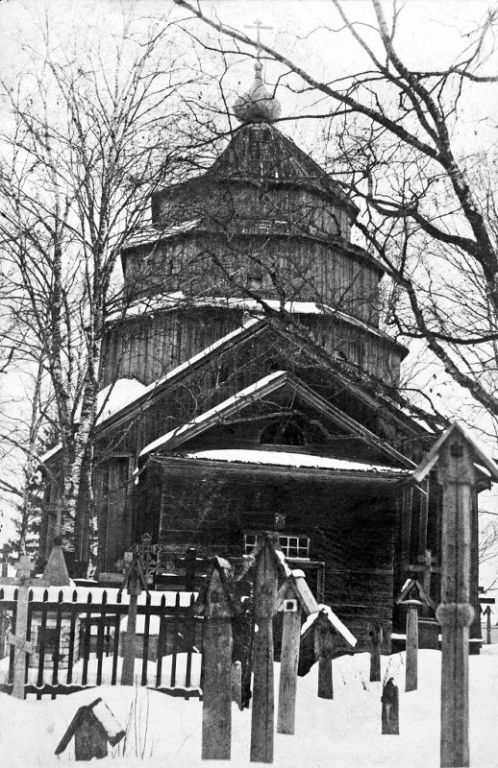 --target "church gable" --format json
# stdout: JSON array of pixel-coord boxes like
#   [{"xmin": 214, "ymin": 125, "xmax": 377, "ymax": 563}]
[{"xmin": 138, "ymin": 369, "xmax": 415, "ymax": 470}]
